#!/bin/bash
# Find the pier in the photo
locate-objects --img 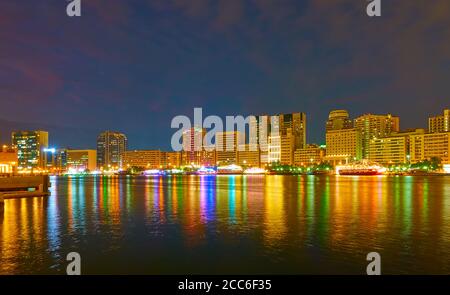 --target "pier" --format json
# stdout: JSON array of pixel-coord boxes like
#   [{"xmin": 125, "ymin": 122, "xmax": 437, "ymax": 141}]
[{"xmin": 0, "ymin": 176, "xmax": 51, "ymax": 207}]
